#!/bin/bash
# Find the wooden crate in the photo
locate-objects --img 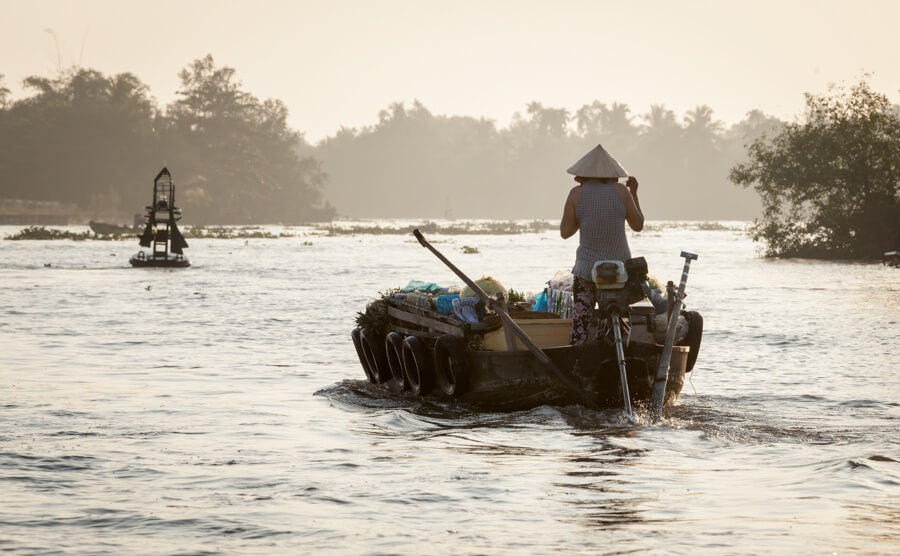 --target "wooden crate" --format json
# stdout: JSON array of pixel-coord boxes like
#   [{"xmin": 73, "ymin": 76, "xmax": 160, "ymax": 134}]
[
  {"xmin": 481, "ymin": 318, "xmax": 573, "ymax": 351},
  {"xmin": 385, "ymin": 298, "xmax": 493, "ymax": 339}
]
